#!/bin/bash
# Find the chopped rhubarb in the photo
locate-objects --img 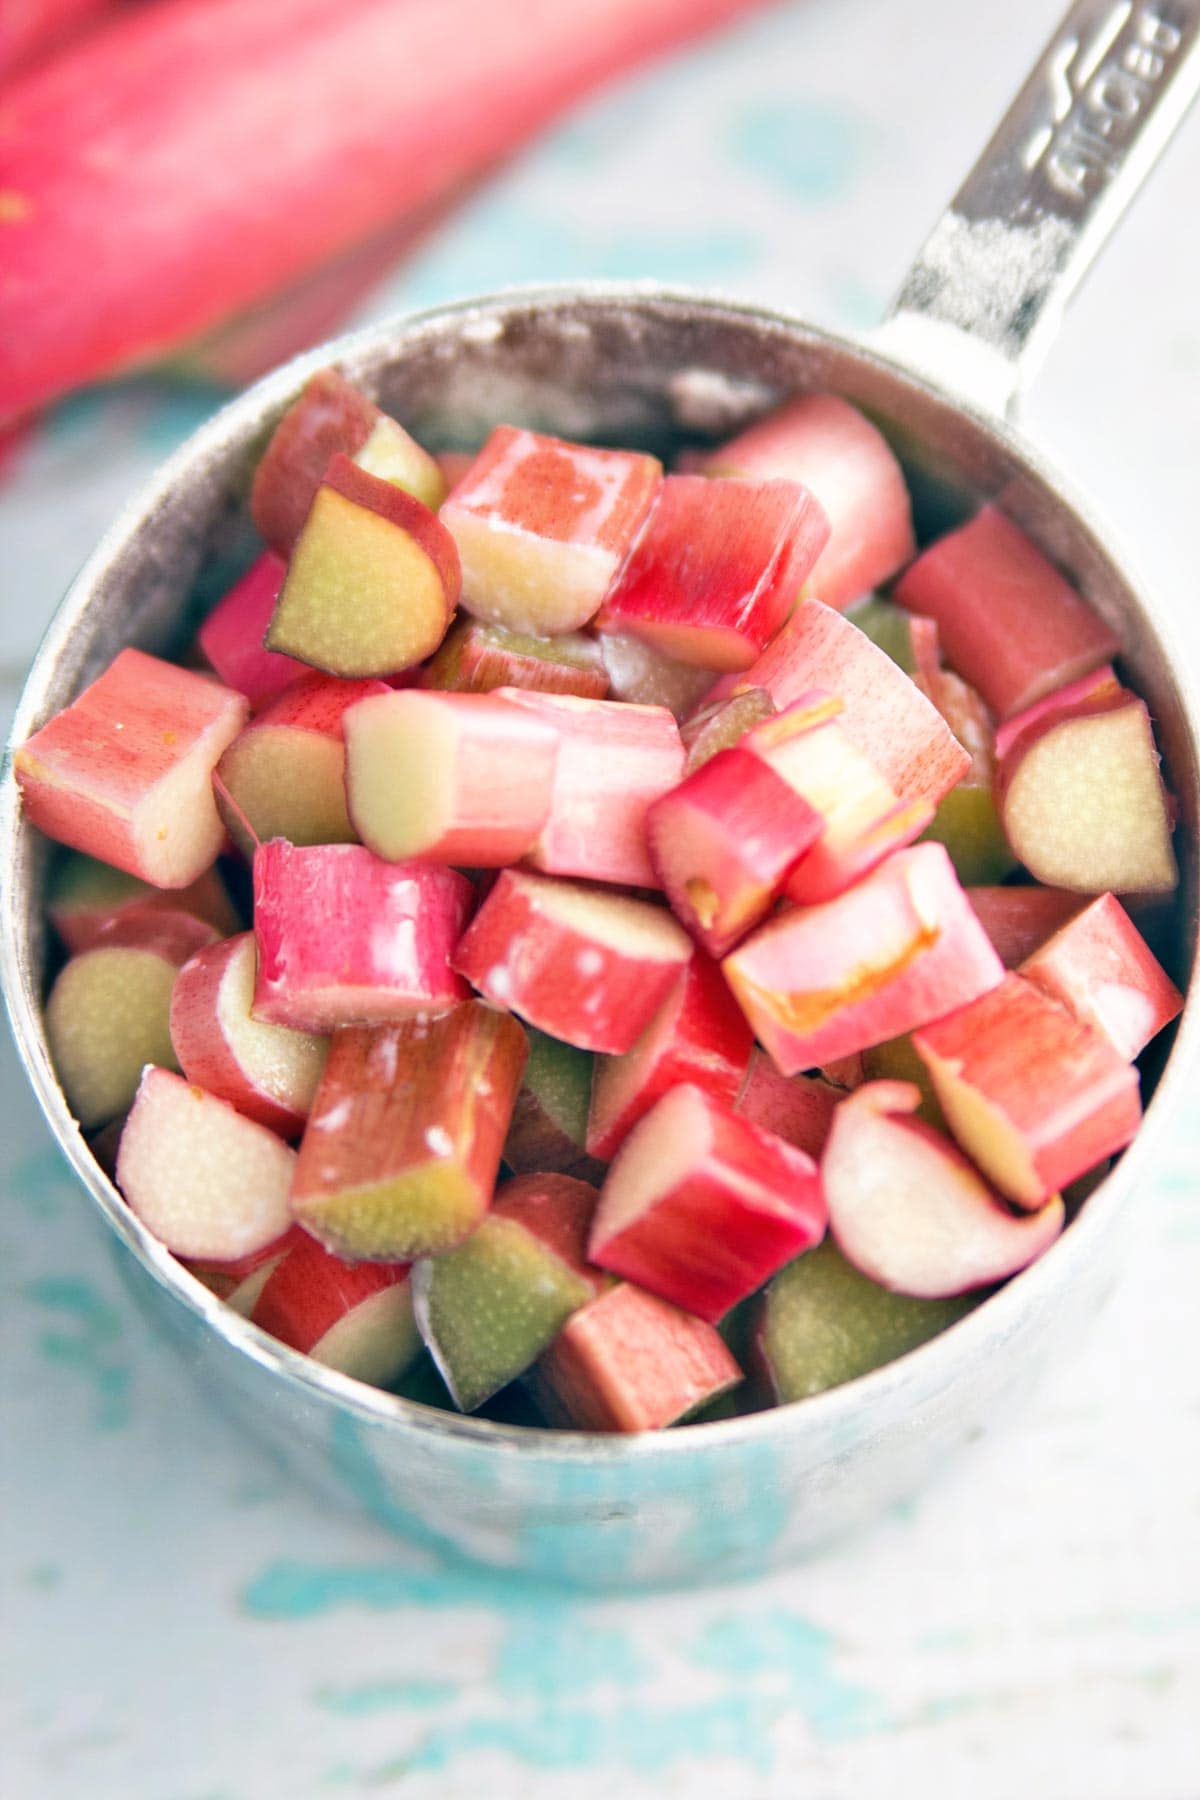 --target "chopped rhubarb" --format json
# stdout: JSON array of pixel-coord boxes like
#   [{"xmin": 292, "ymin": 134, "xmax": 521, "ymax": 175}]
[
  {"xmin": 15, "ymin": 648, "xmax": 248, "ymax": 887},
  {"xmin": 453, "ymin": 868, "xmax": 692, "ymax": 1055},
  {"xmin": 823, "ymin": 1081, "xmax": 1065, "ymax": 1296},
  {"xmin": 723, "ymin": 842, "xmax": 1005, "ymax": 1074},
  {"xmin": 587, "ymin": 955, "xmax": 754, "ymax": 1159},
  {"xmin": 504, "ymin": 1028, "xmax": 602, "ymax": 1180},
  {"xmin": 698, "ymin": 393, "xmax": 915, "ymax": 608},
  {"xmin": 680, "ymin": 687, "xmax": 776, "ymax": 771},
  {"xmin": 251, "ymin": 1230, "xmax": 420, "ymax": 1385},
  {"xmin": 252, "ymin": 840, "xmax": 472, "ymax": 1033},
  {"xmin": 412, "ymin": 1174, "xmax": 602, "ymax": 1411},
  {"xmin": 47, "ymin": 852, "xmax": 239, "ymax": 954},
  {"xmin": 993, "ymin": 664, "xmax": 1121, "ymax": 763},
  {"xmin": 646, "ymin": 745, "xmax": 824, "ymax": 957},
  {"xmin": 117, "ymin": 1066, "xmax": 295, "ymax": 1260},
  {"xmin": 895, "ymin": 507, "xmax": 1121, "ymax": 719},
  {"xmin": 170, "ymin": 932, "xmax": 328, "ymax": 1136},
  {"xmin": 182, "ymin": 1225, "xmax": 302, "ymax": 1315},
  {"xmin": 440, "ymin": 426, "xmax": 661, "ymax": 634},
  {"xmin": 423, "ymin": 617, "xmax": 609, "ymax": 700},
  {"xmin": 343, "ymin": 688, "xmax": 559, "ymax": 866},
  {"xmin": 734, "ymin": 1052, "xmax": 840, "ymax": 1158},
  {"xmin": 596, "ymin": 473, "xmax": 829, "ymax": 670},
  {"xmin": 846, "ymin": 597, "xmax": 940, "ymax": 676},
  {"xmin": 290, "ymin": 1003, "xmax": 528, "ymax": 1260},
  {"xmin": 532, "ymin": 1280, "xmax": 742, "ymax": 1432},
  {"xmin": 965, "ymin": 885, "xmax": 1086, "ymax": 967},
  {"xmin": 589, "ymin": 1083, "xmax": 826, "ymax": 1321},
  {"xmin": 197, "ymin": 552, "xmax": 308, "ymax": 708},
  {"xmin": 1019, "ymin": 893, "xmax": 1183, "ymax": 1061},
  {"xmin": 497, "ymin": 688, "xmax": 685, "ymax": 889},
  {"xmin": 597, "ymin": 633, "xmax": 717, "ymax": 719},
  {"xmin": 266, "ymin": 456, "xmax": 459, "ymax": 677},
  {"xmin": 913, "ymin": 974, "xmax": 1142, "ymax": 1207},
  {"xmin": 215, "ymin": 672, "xmax": 390, "ymax": 854}
]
